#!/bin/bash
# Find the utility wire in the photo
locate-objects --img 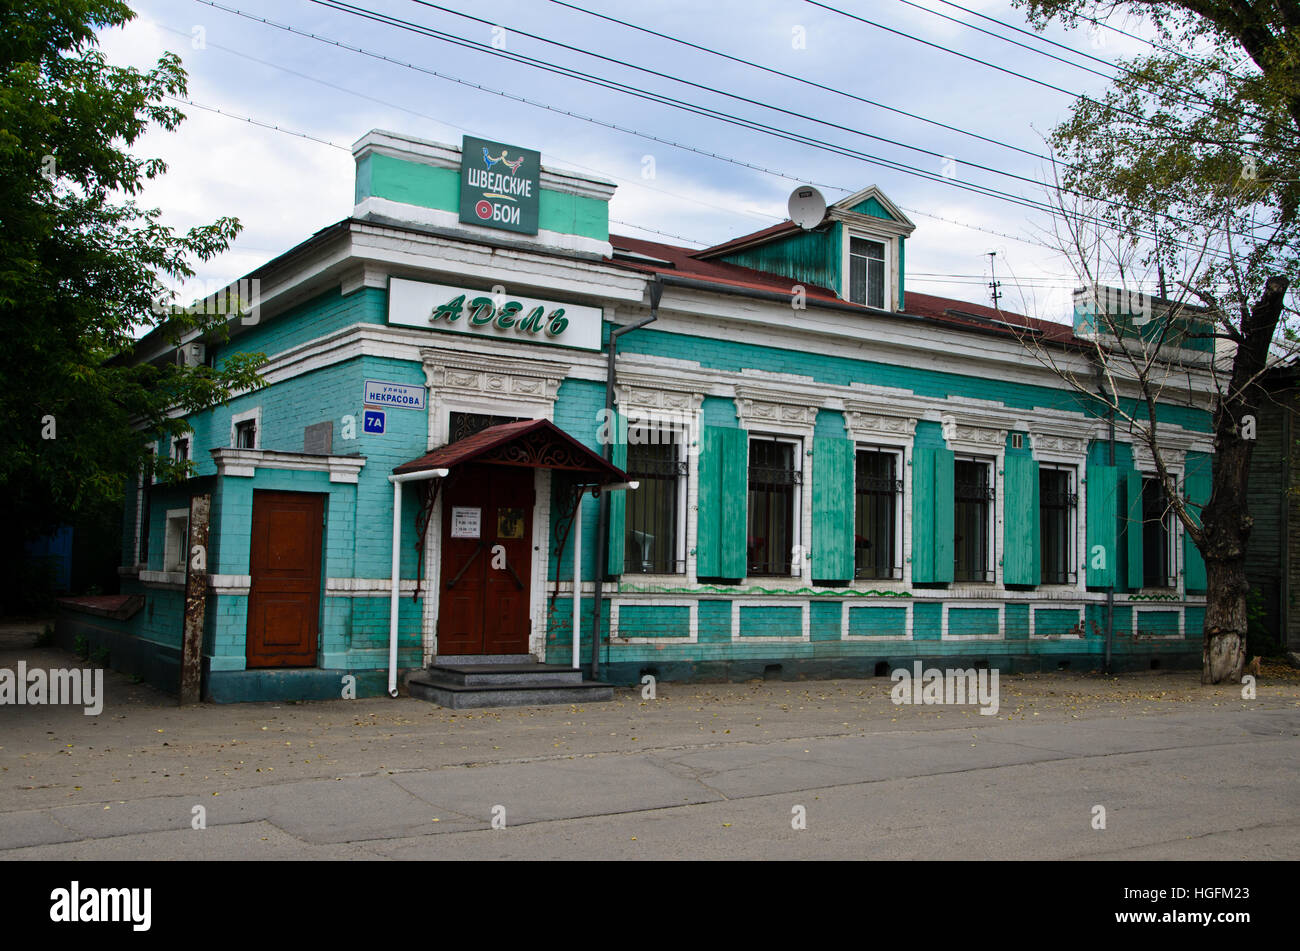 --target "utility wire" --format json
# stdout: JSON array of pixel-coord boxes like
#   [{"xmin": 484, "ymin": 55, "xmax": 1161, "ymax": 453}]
[
  {"xmin": 918, "ymin": 0, "xmax": 1273, "ymax": 126},
  {"xmin": 303, "ymin": 0, "xmax": 1244, "ymax": 256},
  {"xmin": 298, "ymin": 0, "xmax": 1230, "ymax": 254},
  {"xmin": 546, "ymin": 0, "xmax": 1057, "ymax": 167},
  {"xmin": 192, "ymin": 0, "xmax": 1235, "ymax": 260},
  {"xmin": 402, "ymin": 0, "xmax": 1070, "ymax": 199},
  {"xmin": 155, "ymin": 20, "xmax": 782, "ymax": 229},
  {"xmin": 809, "ymin": 0, "xmax": 1289, "ymax": 148}
]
